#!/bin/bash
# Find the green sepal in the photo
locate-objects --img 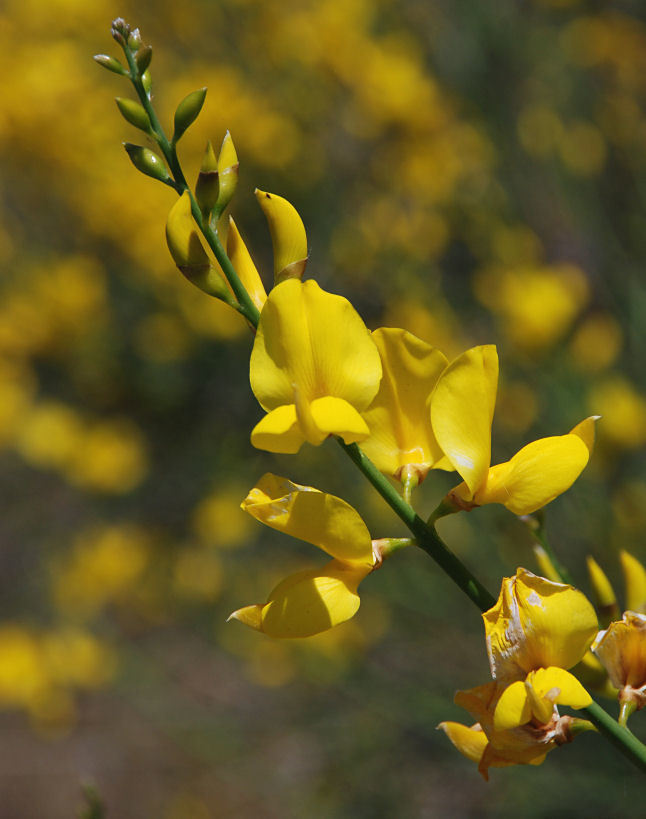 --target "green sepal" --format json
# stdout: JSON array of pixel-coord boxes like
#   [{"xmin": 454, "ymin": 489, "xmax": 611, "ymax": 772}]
[
  {"xmin": 115, "ymin": 97, "xmax": 151, "ymax": 132},
  {"xmin": 172, "ymin": 88, "xmax": 207, "ymax": 144}
]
